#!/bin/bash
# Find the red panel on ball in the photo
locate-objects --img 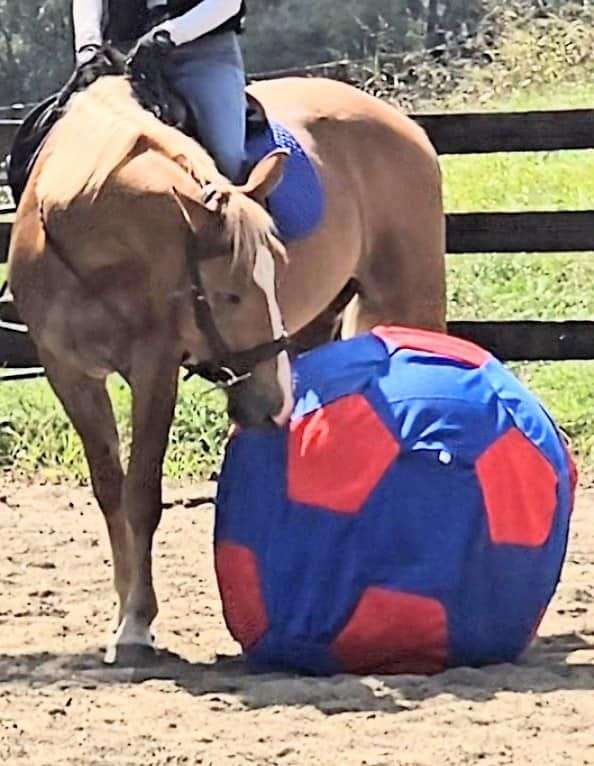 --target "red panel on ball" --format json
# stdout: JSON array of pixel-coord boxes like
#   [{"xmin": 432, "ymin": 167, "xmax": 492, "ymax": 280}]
[
  {"xmin": 288, "ymin": 394, "xmax": 400, "ymax": 513},
  {"xmin": 331, "ymin": 587, "xmax": 448, "ymax": 674},
  {"xmin": 215, "ymin": 542, "xmax": 268, "ymax": 650},
  {"xmin": 373, "ymin": 325, "xmax": 491, "ymax": 368},
  {"xmin": 476, "ymin": 427, "xmax": 558, "ymax": 546}
]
